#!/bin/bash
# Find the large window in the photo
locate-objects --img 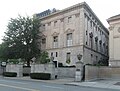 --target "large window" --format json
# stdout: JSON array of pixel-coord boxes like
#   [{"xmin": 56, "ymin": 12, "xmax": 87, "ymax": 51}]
[
  {"xmin": 41, "ymin": 38, "xmax": 46, "ymax": 49},
  {"xmin": 90, "ymin": 37, "xmax": 93, "ymax": 49},
  {"xmin": 95, "ymin": 36, "xmax": 98, "ymax": 51},
  {"xmin": 67, "ymin": 33, "xmax": 72, "ymax": 47},
  {"xmin": 90, "ymin": 21, "xmax": 92, "ymax": 28},
  {"xmin": 99, "ymin": 40, "xmax": 102, "ymax": 53},
  {"xmin": 53, "ymin": 36, "xmax": 58, "ymax": 48},
  {"xmin": 89, "ymin": 32, "xmax": 93, "ymax": 49}
]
